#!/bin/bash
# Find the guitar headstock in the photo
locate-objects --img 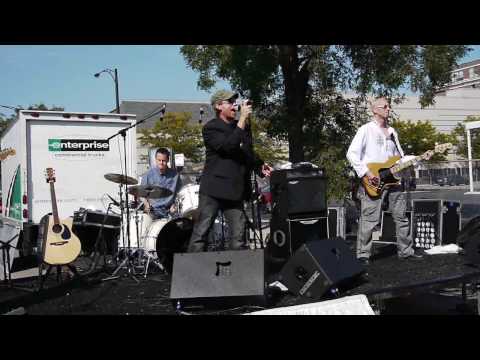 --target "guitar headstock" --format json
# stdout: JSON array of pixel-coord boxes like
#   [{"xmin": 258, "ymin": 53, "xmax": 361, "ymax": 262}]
[
  {"xmin": 45, "ymin": 168, "xmax": 56, "ymax": 183},
  {"xmin": 421, "ymin": 143, "xmax": 453, "ymax": 161},
  {"xmin": 0, "ymin": 148, "xmax": 16, "ymax": 160},
  {"xmin": 434, "ymin": 143, "xmax": 453, "ymax": 154}
]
